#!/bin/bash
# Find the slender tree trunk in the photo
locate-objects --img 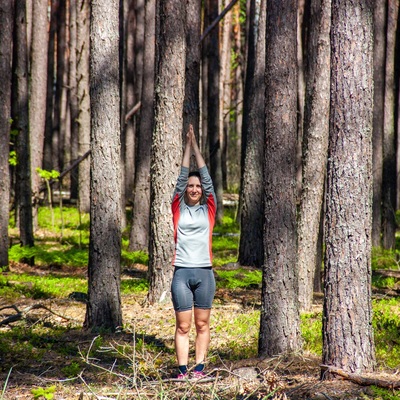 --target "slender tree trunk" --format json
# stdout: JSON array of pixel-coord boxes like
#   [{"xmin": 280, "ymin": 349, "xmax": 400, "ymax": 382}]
[
  {"xmin": 84, "ymin": 0, "xmax": 122, "ymax": 331},
  {"xmin": 43, "ymin": 0, "xmax": 57, "ymax": 171},
  {"xmin": 76, "ymin": 0, "xmax": 91, "ymax": 213},
  {"xmin": 183, "ymin": 0, "xmax": 201, "ymax": 139},
  {"xmin": 0, "ymin": 2, "xmax": 13, "ymax": 268},
  {"xmin": 323, "ymin": 0, "xmax": 375, "ymax": 375},
  {"xmin": 238, "ymin": 0, "xmax": 265, "ymax": 267},
  {"xmin": 297, "ymin": 0, "xmax": 331, "ymax": 312},
  {"xmin": 29, "ymin": 0, "xmax": 49, "ymax": 227},
  {"xmin": 382, "ymin": 0, "xmax": 398, "ymax": 250},
  {"xmin": 129, "ymin": 0, "xmax": 155, "ymax": 252},
  {"xmin": 372, "ymin": 0, "xmax": 386, "ymax": 247},
  {"xmin": 206, "ymin": 0, "xmax": 223, "ymax": 222},
  {"xmin": 259, "ymin": 0, "xmax": 301, "ymax": 357},
  {"xmin": 13, "ymin": 0, "xmax": 34, "ymax": 250},
  {"xmin": 69, "ymin": 0, "xmax": 79, "ymax": 201},
  {"xmin": 147, "ymin": 0, "xmax": 186, "ymax": 304}
]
